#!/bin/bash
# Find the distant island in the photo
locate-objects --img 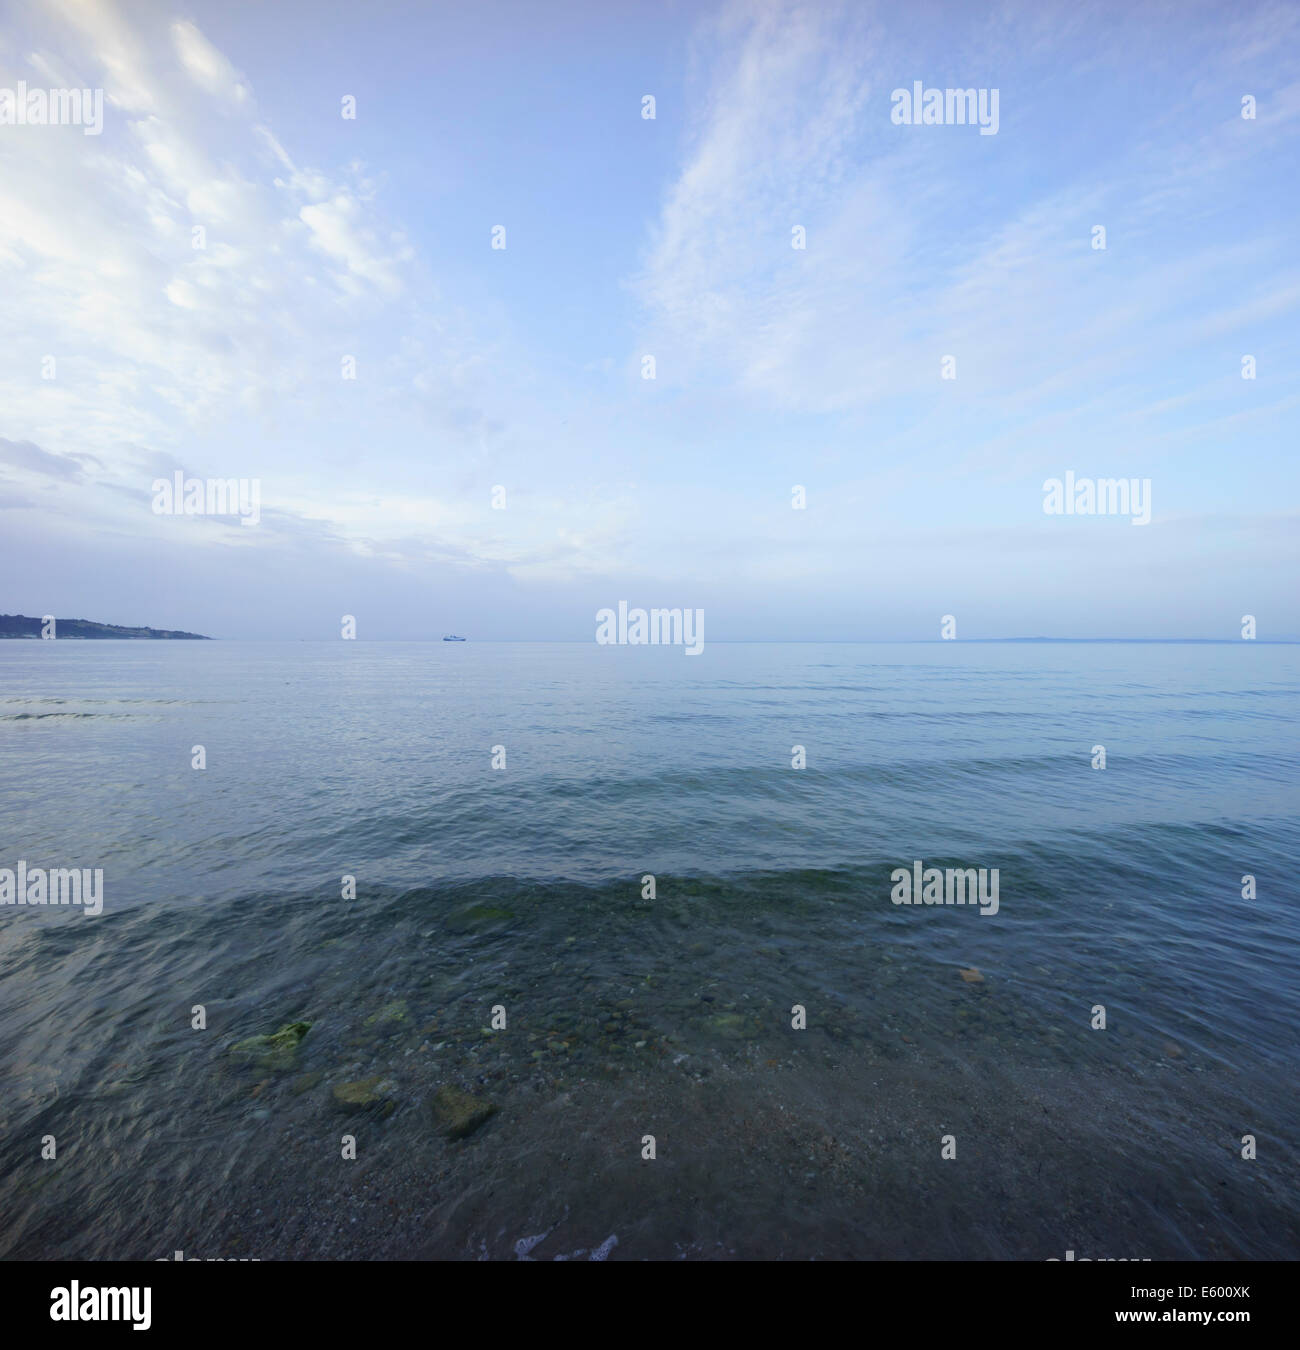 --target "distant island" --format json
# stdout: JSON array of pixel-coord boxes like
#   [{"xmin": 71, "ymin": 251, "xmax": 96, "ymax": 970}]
[{"xmin": 0, "ymin": 614, "xmax": 212, "ymax": 640}]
